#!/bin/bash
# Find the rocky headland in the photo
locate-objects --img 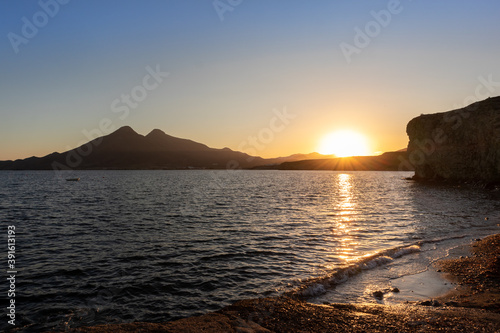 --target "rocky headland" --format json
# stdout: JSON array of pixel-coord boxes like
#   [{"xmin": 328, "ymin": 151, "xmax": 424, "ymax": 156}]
[{"xmin": 406, "ymin": 96, "xmax": 500, "ymax": 185}]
